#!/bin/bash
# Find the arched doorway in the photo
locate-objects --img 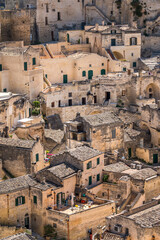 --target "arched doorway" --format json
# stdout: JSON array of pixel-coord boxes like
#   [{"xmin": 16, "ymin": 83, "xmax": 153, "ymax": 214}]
[
  {"xmin": 24, "ymin": 214, "xmax": 29, "ymax": 229},
  {"xmin": 101, "ymin": 69, "xmax": 106, "ymax": 75},
  {"xmin": 145, "ymin": 83, "xmax": 160, "ymax": 101},
  {"xmin": 88, "ymin": 70, "xmax": 93, "ymax": 80}
]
